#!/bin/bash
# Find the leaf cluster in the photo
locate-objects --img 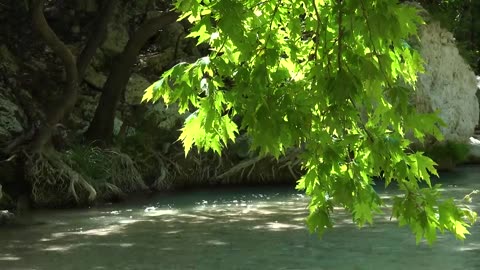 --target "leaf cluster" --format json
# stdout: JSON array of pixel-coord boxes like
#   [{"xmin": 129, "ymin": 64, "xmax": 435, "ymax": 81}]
[{"xmin": 143, "ymin": 0, "xmax": 477, "ymax": 244}]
